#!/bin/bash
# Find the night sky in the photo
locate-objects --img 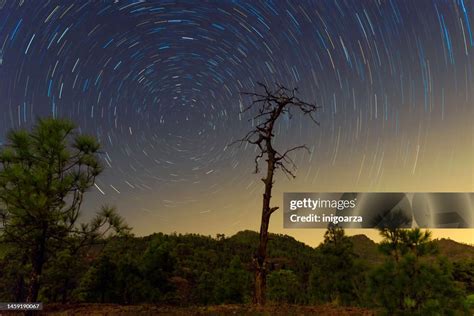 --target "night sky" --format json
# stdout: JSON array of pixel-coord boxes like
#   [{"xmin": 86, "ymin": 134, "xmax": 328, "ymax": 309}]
[{"xmin": 0, "ymin": 0, "xmax": 472, "ymax": 245}]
